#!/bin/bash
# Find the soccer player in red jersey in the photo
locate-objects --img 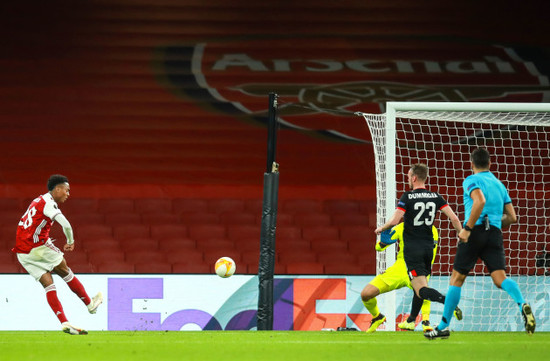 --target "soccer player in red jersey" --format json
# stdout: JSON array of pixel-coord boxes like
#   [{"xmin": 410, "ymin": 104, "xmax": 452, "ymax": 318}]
[{"xmin": 13, "ymin": 174, "xmax": 102, "ymax": 335}]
